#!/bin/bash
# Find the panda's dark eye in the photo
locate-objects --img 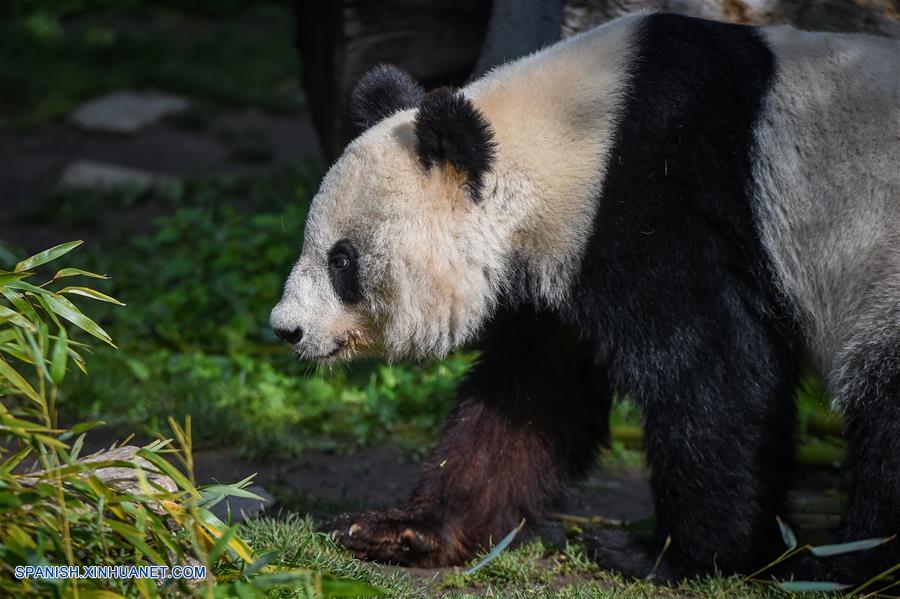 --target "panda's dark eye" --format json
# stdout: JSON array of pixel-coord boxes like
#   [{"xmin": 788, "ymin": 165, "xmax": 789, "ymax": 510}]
[
  {"xmin": 330, "ymin": 252, "xmax": 350, "ymax": 270},
  {"xmin": 327, "ymin": 239, "xmax": 362, "ymax": 304}
]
